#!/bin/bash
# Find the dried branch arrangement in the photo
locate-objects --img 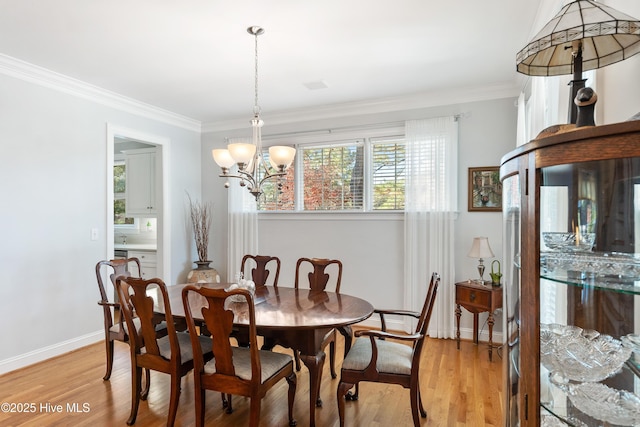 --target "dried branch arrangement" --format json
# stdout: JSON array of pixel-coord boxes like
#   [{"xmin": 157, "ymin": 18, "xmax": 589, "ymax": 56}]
[{"xmin": 187, "ymin": 193, "xmax": 212, "ymax": 262}]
